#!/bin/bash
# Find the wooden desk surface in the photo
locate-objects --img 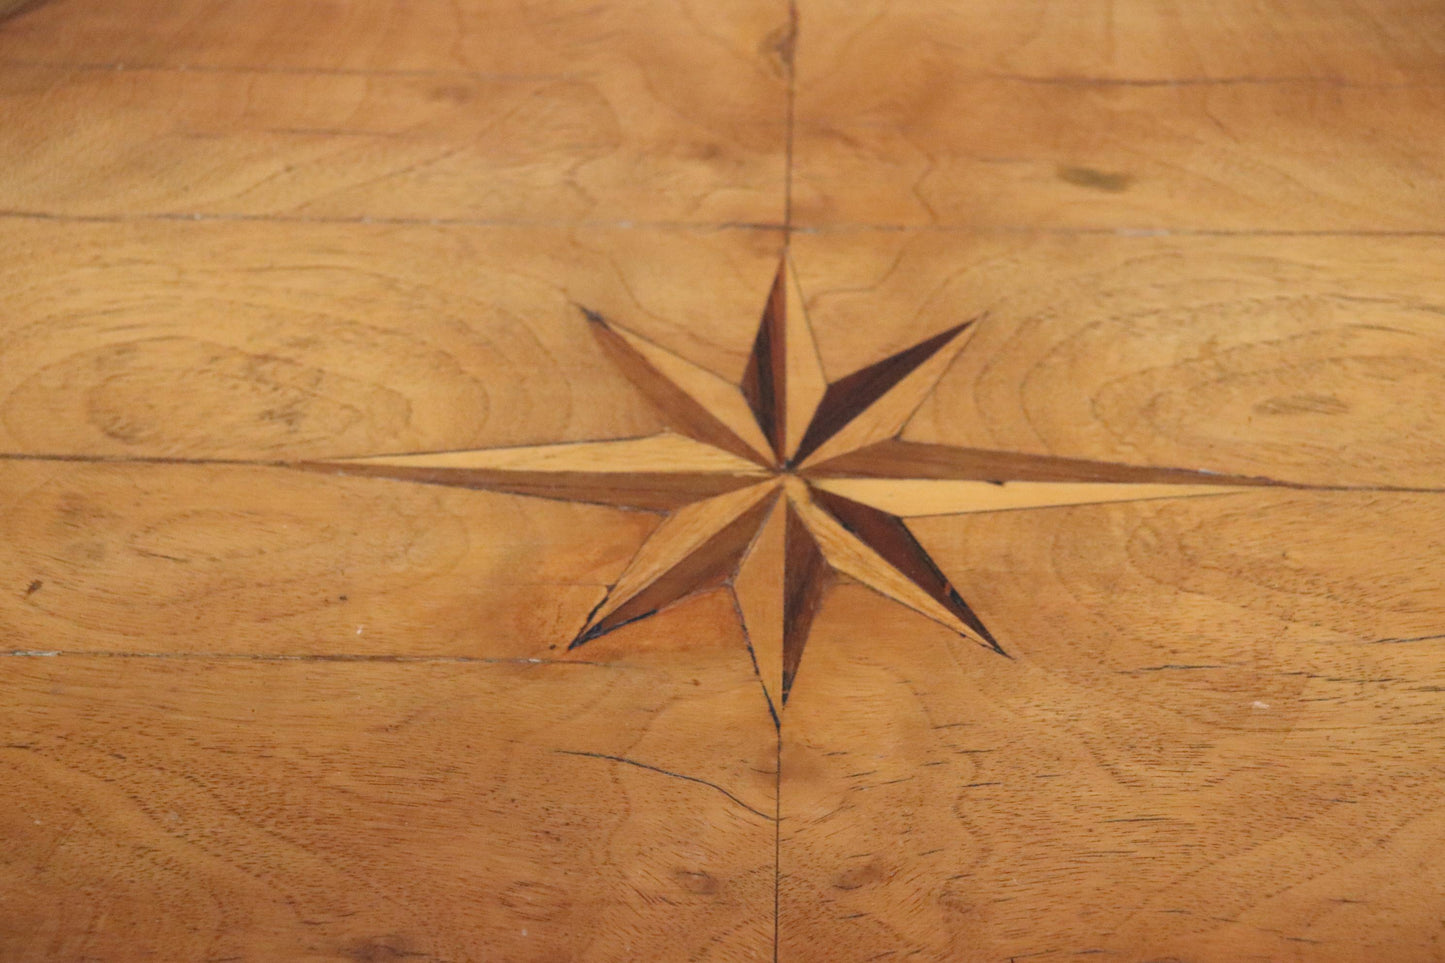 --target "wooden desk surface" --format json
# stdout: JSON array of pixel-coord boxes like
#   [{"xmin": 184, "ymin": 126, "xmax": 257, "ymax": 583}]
[{"xmin": 2, "ymin": 1, "xmax": 1444, "ymax": 960}]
